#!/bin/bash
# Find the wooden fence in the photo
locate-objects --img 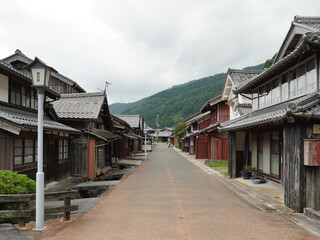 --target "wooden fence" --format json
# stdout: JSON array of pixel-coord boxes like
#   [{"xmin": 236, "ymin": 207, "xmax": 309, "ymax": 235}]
[{"xmin": 0, "ymin": 190, "xmax": 79, "ymax": 227}]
